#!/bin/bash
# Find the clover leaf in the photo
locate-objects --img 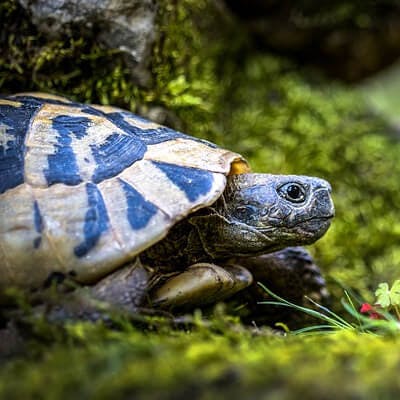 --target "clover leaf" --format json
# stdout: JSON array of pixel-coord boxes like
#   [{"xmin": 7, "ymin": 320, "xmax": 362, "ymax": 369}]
[
  {"xmin": 375, "ymin": 282, "xmax": 391, "ymax": 308},
  {"xmin": 375, "ymin": 280, "xmax": 400, "ymax": 308},
  {"xmin": 389, "ymin": 280, "xmax": 400, "ymax": 306}
]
